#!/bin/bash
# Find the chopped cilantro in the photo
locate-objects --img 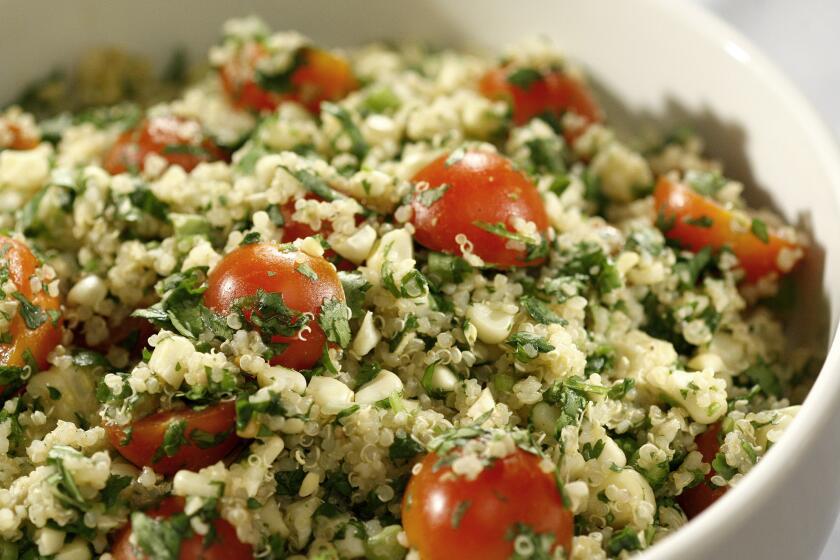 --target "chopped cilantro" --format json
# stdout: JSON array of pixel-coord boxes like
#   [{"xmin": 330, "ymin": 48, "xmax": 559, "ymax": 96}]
[
  {"xmin": 322, "ymin": 102, "xmax": 369, "ymax": 160},
  {"xmin": 751, "ymin": 218, "xmax": 770, "ymax": 244},
  {"xmin": 506, "ymin": 332, "xmax": 555, "ymax": 363},
  {"xmin": 506, "ymin": 67, "xmax": 543, "ymax": 90},
  {"xmin": 521, "ymin": 295, "xmax": 566, "ymax": 325},
  {"xmin": 318, "ymin": 298, "xmax": 352, "ymax": 348},
  {"xmin": 11, "ymin": 292, "xmax": 47, "ymax": 330},
  {"xmin": 296, "ymin": 262, "xmax": 319, "ymax": 281},
  {"xmin": 416, "ymin": 183, "xmax": 450, "ymax": 207}
]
